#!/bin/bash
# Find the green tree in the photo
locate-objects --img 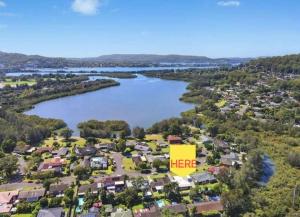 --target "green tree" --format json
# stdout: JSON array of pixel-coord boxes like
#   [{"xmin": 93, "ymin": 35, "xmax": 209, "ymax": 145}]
[
  {"xmin": 189, "ymin": 188, "xmax": 199, "ymax": 201},
  {"xmin": 0, "ymin": 155, "xmax": 18, "ymax": 180},
  {"xmin": 132, "ymin": 127, "xmax": 146, "ymax": 140},
  {"xmin": 115, "ymin": 188, "xmax": 140, "ymax": 207},
  {"xmin": 39, "ymin": 197, "xmax": 49, "ymax": 208},
  {"xmin": 1, "ymin": 139, "xmax": 16, "ymax": 153},
  {"xmin": 116, "ymin": 139, "xmax": 126, "ymax": 152},
  {"xmin": 163, "ymin": 182, "xmax": 181, "ymax": 202},
  {"xmin": 152, "ymin": 159, "xmax": 162, "ymax": 171},
  {"xmin": 74, "ymin": 166, "xmax": 90, "ymax": 180},
  {"xmin": 60, "ymin": 128, "xmax": 73, "ymax": 141}
]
